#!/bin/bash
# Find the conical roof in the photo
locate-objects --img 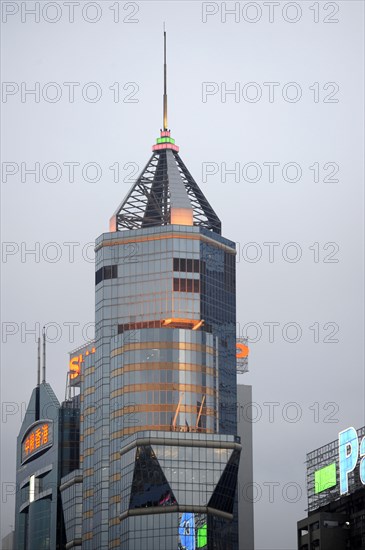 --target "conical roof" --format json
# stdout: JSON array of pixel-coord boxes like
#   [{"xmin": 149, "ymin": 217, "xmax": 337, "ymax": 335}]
[{"xmin": 109, "ymin": 132, "xmax": 221, "ymax": 234}]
